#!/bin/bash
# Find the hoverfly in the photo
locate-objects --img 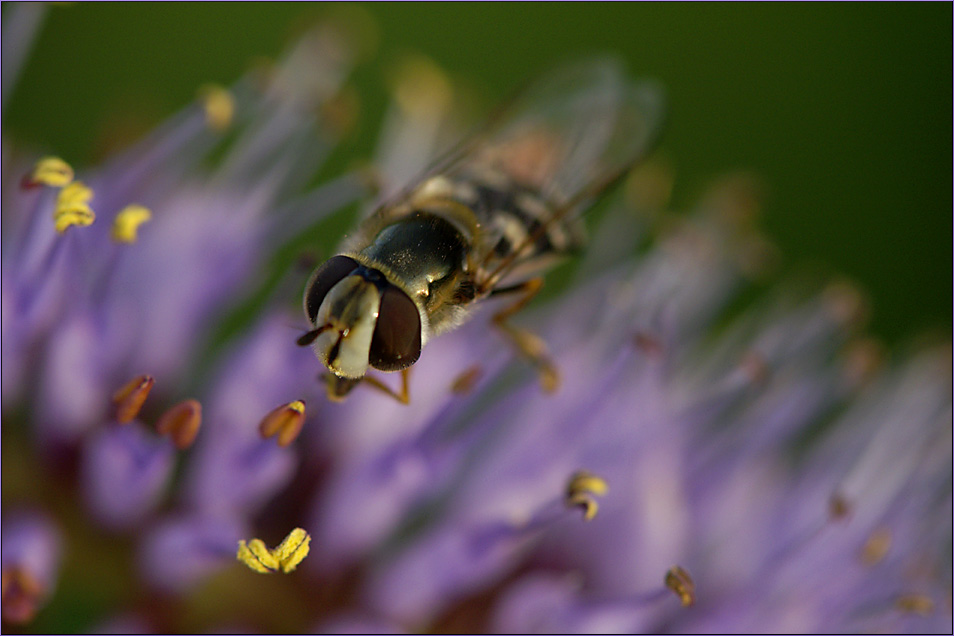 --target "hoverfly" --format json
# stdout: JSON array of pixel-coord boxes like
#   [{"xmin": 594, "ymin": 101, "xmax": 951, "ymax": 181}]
[{"xmin": 299, "ymin": 58, "xmax": 664, "ymax": 402}]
